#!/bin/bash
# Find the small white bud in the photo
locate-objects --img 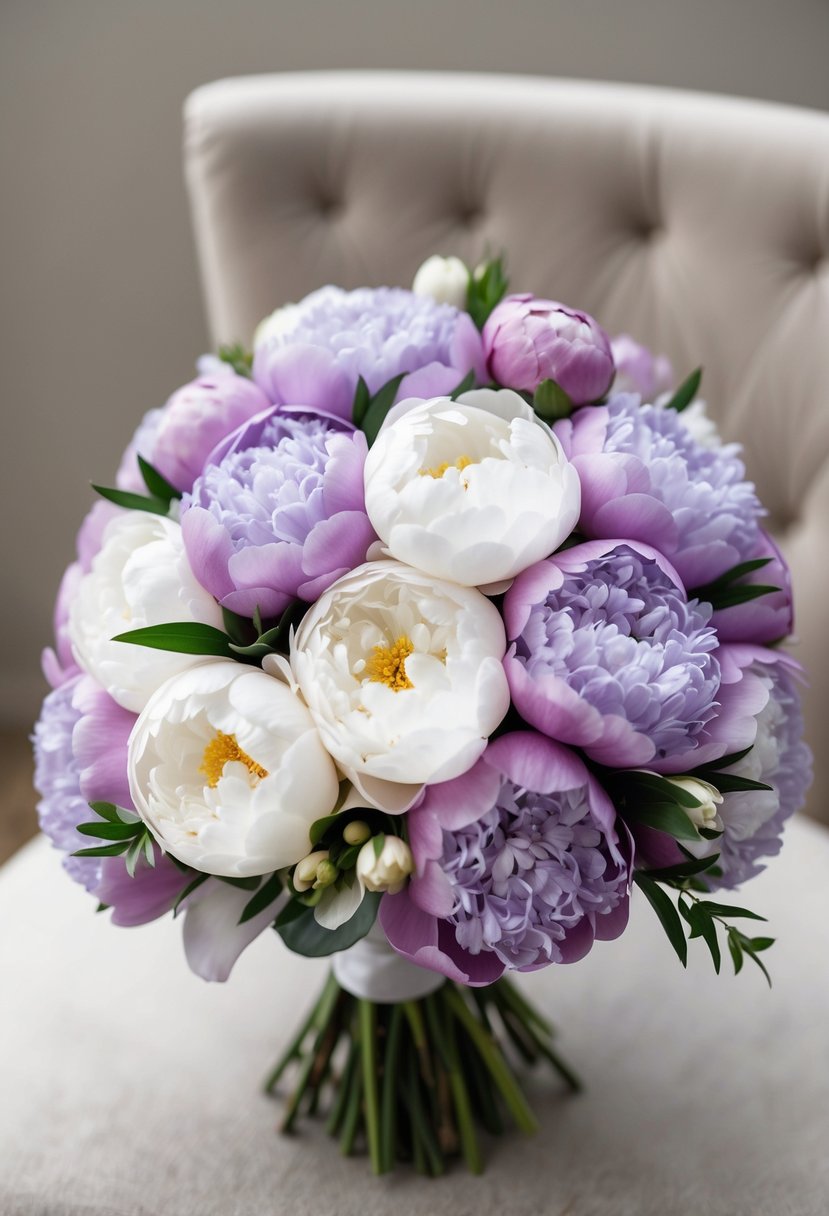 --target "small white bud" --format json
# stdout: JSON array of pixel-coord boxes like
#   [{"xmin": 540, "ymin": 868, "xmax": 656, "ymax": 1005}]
[
  {"xmin": 343, "ymin": 819, "xmax": 371, "ymax": 846},
  {"xmin": 666, "ymin": 777, "xmax": 724, "ymax": 859},
  {"xmin": 355, "ymin": 835, "xmax": 414, "ymax": 894},
  {"xmin": 293, "ymin": 849, "xmax": 330, "ymax": 892},
  {"xmin": 412, "ymin": 255, "xmax": 469, "ymax": 309}
]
